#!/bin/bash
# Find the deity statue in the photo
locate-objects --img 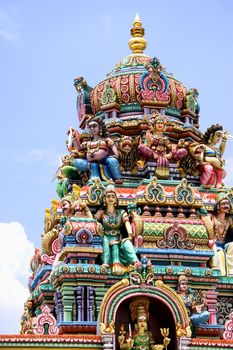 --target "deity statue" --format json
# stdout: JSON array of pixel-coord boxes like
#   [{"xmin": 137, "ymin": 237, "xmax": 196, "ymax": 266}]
[
  {"xmin": 185, "ymin": 88, "xmax": 200, "ymax": 115},
  {"xmin": 127, "ymin": 204, "xmax": 143, "ymax": 248},
  {"xmin": 40, "ymin": 194, "xmax": 88, "ymax": 285},
  {"xmin": 138, "ymin": 114, "xmax": 172, "ymax": 179},
  {"xmin": 118, "ymin": 297, "xmax": 170, "ymax": 350},
  {"xmin": 60, "ymin": 195, "xmax": 73, "ymax": 216},
  {"xmin": 55, "ymin": 128, "xmax": 88, "ymax": 199},
  {"xmin": 64, "ymin": 117, "xmax": 123, "ymax": 184},
  {"xmin": 118, "ymin": 136, "xmax": 139, "ymax": 175},
  {"xmin": 174, "ymin": 139, "xmax": 198, "ymax": 178},
  {"xmin": 201, "ymin": 196, "xmax": 233, "ymax": 275},
  {"xmin": 20, "ymin": 300, "xmax": 35, "ymax": 334},
  {"xmin": 176, "ymin": 275, "xmax": 209, "ymax": 327},
  {"xmin": 95, "ymin": 184, "xmax": 138, "ymax": 275},
  {"xmin": 181, "ymin": 124, "xmax": 228, "ymax": 188}
]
